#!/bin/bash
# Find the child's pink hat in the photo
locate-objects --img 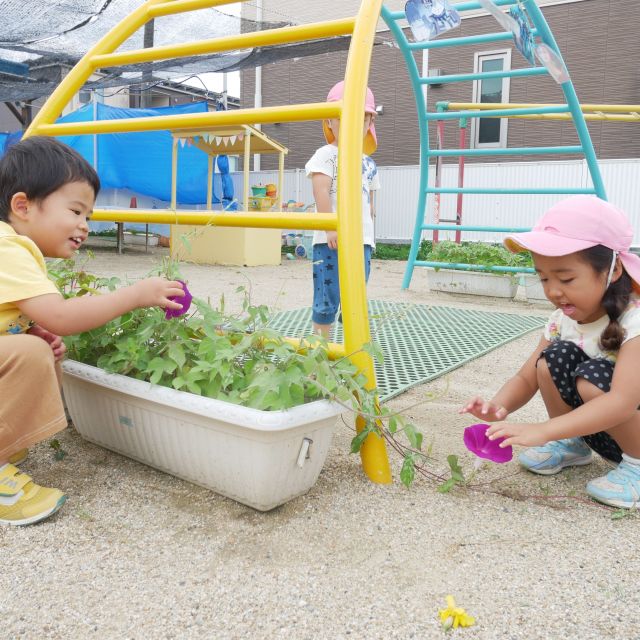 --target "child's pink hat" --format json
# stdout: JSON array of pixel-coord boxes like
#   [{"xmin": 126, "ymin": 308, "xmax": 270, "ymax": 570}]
[
  {"xmin": 322, "ymin": 80, "xmax": 378, "ymax": 155},
  {"xmin": 504, "ymin": 195, "xmax": 640, "ymax": 291}
]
